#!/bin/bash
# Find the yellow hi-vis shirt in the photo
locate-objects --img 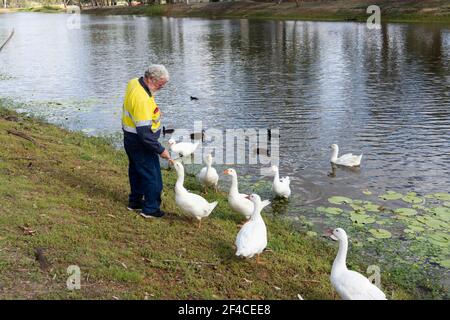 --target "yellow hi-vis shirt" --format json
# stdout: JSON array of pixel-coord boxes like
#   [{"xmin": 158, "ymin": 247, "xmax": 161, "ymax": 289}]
[{"xmin": 122, "ymin": 78, "xmax": 161, "ymax": 134}]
